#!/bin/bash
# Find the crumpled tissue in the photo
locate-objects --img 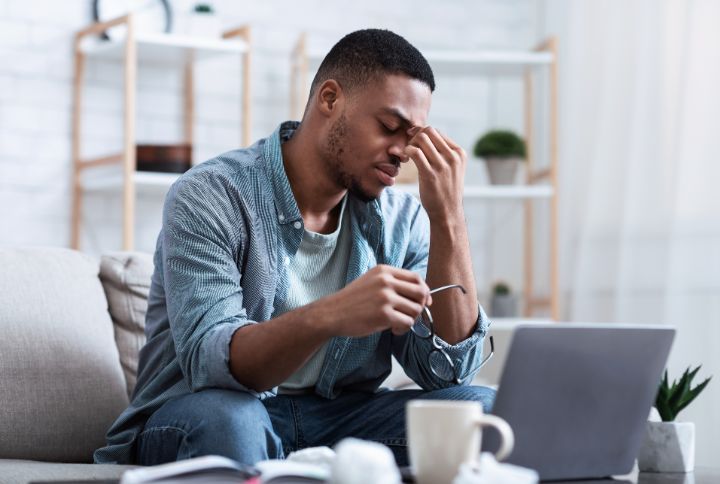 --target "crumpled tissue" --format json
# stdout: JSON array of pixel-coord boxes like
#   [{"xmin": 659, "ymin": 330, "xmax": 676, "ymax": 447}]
[
  {"xmin": 453, "ymin": 452, "xmax": 538, "ymax": 484},
  {"xmin": 330, "ymin": 438, "xmax": 402, "ymax": 484},
  {"xmin": 287, "ymin": 445, "xmax": 337, "ymax": 473}
]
